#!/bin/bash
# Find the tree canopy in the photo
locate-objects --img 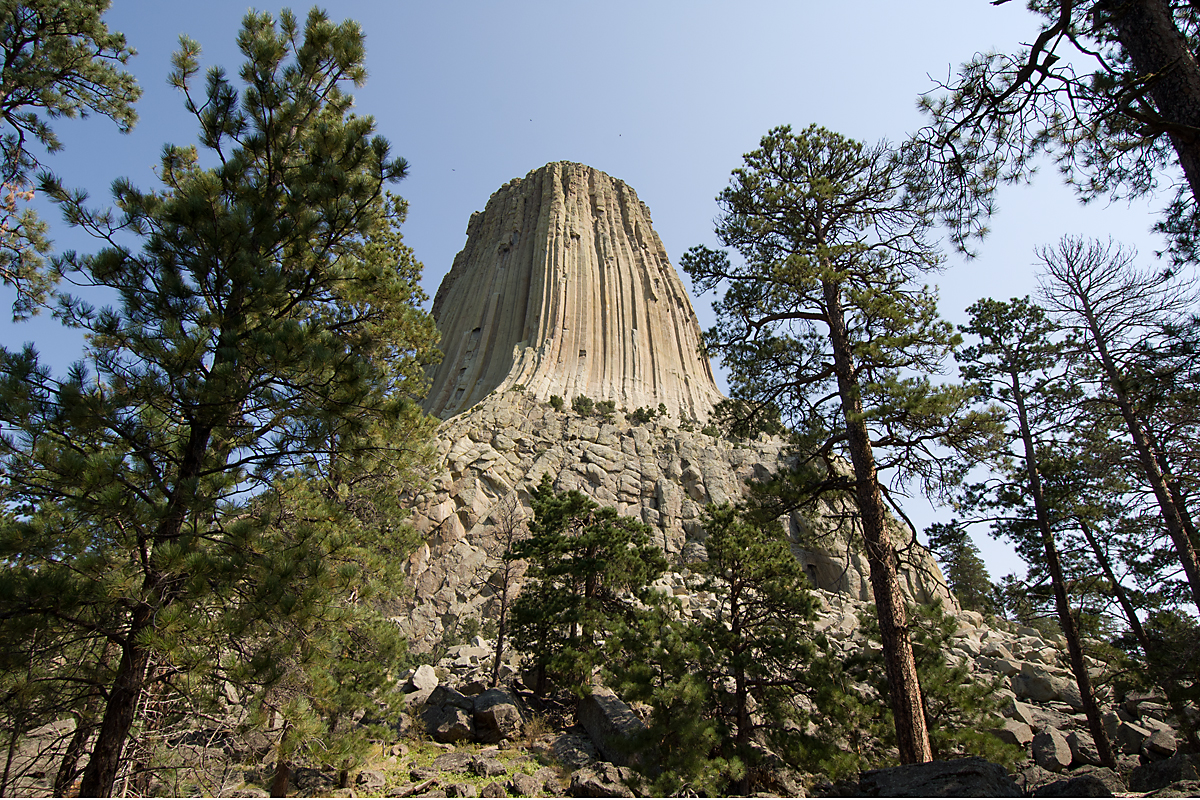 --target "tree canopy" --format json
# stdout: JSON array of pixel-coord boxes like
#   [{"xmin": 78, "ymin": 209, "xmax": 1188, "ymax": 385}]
[
  {"xmin": 0, "ymin": 0, "xmax": 140, "ymax": 317},
  {"xmin": 0, "ymin": 8, "xmax": 438, "ymax": 795},
  {"xmin": 913, "ymin": 0, "xmax": 1200, "ymax": 262}
]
